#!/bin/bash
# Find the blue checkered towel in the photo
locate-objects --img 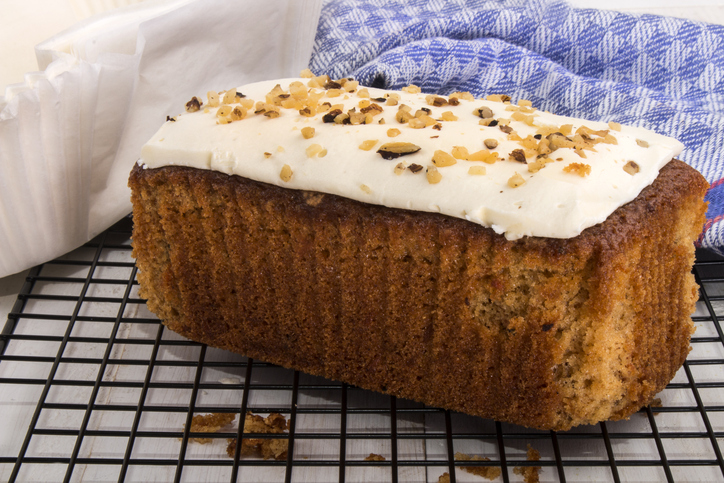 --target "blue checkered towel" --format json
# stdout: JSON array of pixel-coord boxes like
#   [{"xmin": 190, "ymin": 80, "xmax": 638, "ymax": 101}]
[{"xmin": 310, "ymin": 0, "xmax": 724, "ymax": 254}]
